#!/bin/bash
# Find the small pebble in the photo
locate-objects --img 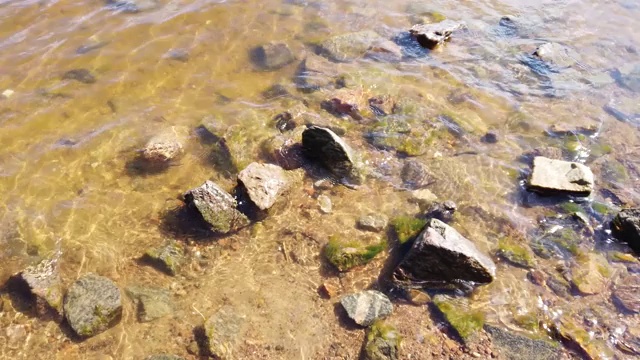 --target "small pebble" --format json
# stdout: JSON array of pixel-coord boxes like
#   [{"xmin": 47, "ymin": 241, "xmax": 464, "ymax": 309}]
[{"xmin": 318, "ymin": 195, "xmax": 332, "ymax": 214}]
